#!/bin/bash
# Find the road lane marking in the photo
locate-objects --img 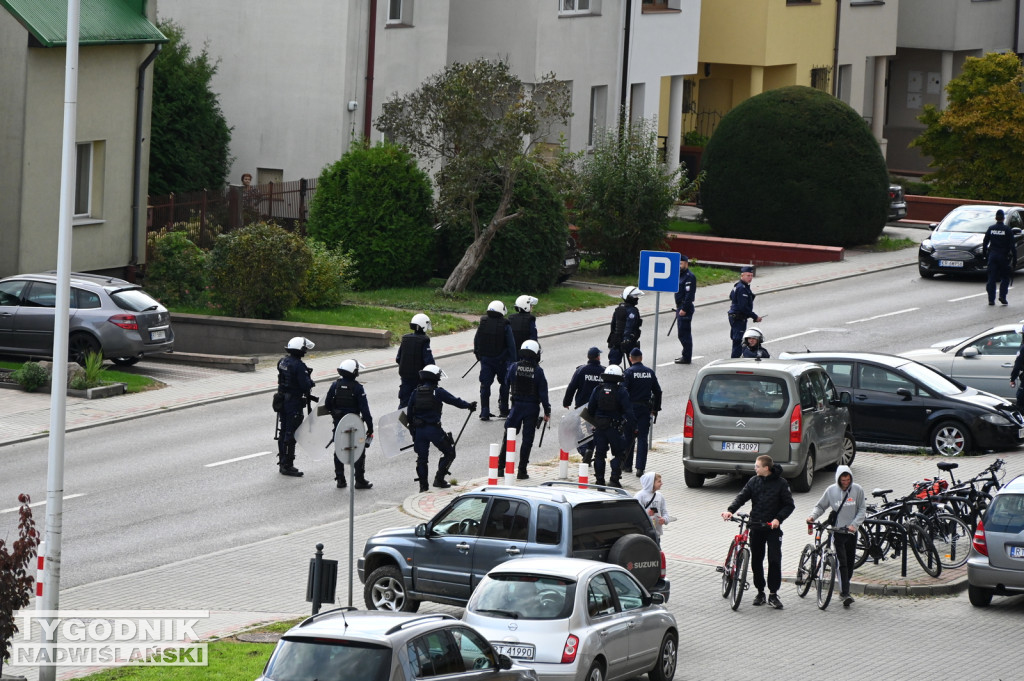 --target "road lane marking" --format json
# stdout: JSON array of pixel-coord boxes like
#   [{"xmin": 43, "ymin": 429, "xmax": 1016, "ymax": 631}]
[
  {"xmin": 206, "ymin": 451, "xmax": 273, "ymax": 468},
  {"xmin": 846, "ymin": 308, "xmax": 919, "ymax": 324},
  {"xmin": 772, "ymin": 330, "xmax": 820, "ymax": 342},
  {"xmin": 657, "ymin": 355, "xmax": 704, "ymax": 367},
  {"xmin": 949, "ymin": 292, "xmax": 988, "ymax": 302},
  {"xmin": 1, "ymin": 493, "xmax": 86, "ymax": 514}
]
